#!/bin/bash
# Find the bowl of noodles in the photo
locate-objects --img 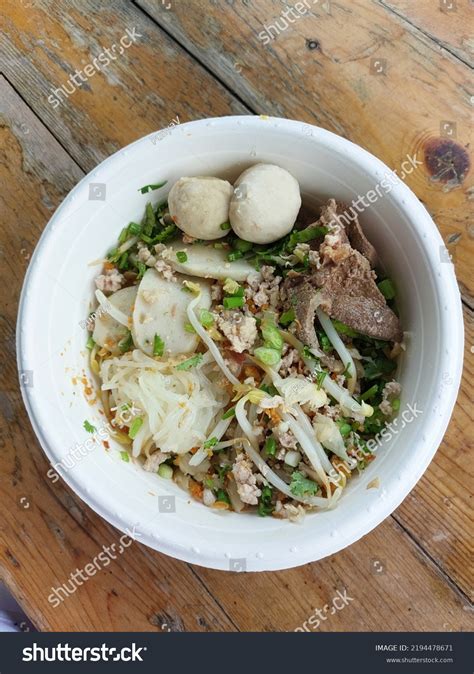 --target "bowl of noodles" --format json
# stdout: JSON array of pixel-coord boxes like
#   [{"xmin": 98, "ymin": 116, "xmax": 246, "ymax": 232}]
[{"xmin": 17, "ymin": 116, "xmax": 463, "ymax": 570}]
